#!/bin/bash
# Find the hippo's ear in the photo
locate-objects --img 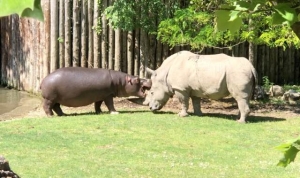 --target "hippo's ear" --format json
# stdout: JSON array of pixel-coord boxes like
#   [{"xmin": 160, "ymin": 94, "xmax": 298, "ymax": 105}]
[{"xmin": 126, "ymin": 76, "xmax": 140, "ymax": 85}]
